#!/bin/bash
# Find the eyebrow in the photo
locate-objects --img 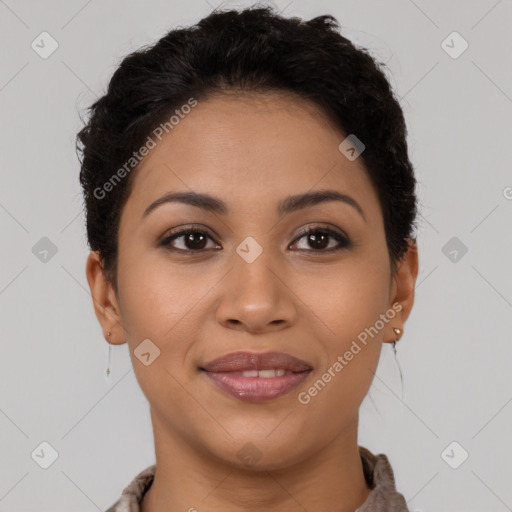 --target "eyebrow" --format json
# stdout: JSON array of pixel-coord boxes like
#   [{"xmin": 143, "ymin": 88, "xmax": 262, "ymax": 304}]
[{"xmin": 142, "ymin": 189, "xmax": 366, "ymax": 222}]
